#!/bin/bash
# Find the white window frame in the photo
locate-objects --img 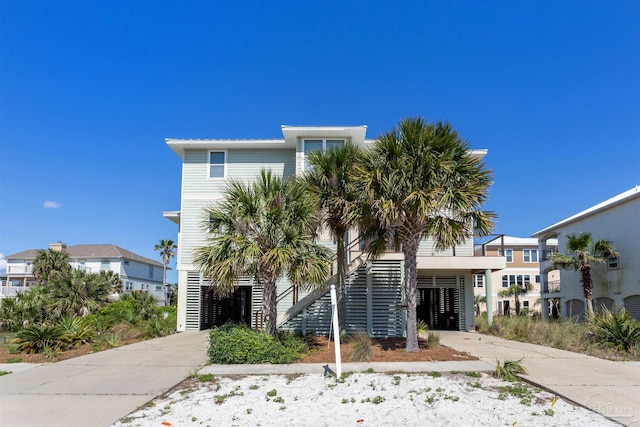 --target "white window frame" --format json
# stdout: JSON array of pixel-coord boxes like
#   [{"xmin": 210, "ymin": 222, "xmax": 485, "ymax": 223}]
[
  {"xmin": 100, "ymin": 260, "xmax": 110, "ymax": 271},
  {"xmin": 498, "ymin": 248, "xmax": 513, "ymax": 263},
  {"xmin": 473, "ymin": 275, "xmax": 484, "ymax": 288},
  {"xmin": 303, "ymin": 139, "xmax": 345, "ymax": 172},
  {"xmin": 502, "ymin": 274, "xmax": 531, "ymax": 288},
  {"xmin": 523, "ymin": 249, "xmax": 538, "ymax": 263},
  {"xmin": 208, "ymin": 150, "xmax": 227, "ymax": 179}
]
